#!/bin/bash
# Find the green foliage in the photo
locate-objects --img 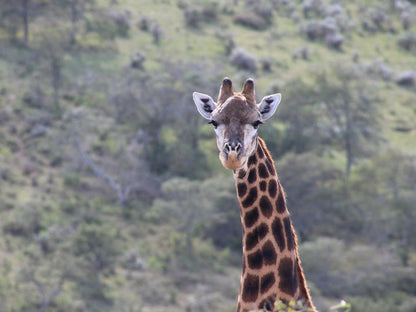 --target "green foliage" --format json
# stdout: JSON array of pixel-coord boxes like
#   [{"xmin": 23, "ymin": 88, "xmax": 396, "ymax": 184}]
[
  {"xmin": 86, "ymin": 9, "xmax": 130, "ymax": 39},
  {"xmin": 0, "ymin": 0, "xmax": 415, "ymax": 311}
]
